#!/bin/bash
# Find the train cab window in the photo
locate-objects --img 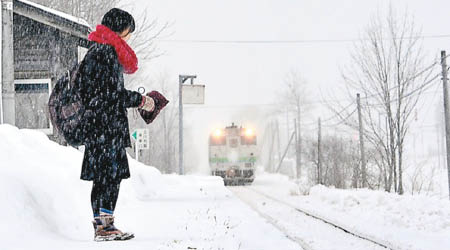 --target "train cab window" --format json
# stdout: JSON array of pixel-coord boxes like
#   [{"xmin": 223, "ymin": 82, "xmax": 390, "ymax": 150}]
[
  {"xmin": 210, "ymin": 136, "xmax": 226, "ymax": 146},
  {"xmin": 241, "ymin": 136, "xmax": 256, "ymax": 145},
  {"xmin": 230, "ymin": 138, "xmax": 238, "ymax": 148}
]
